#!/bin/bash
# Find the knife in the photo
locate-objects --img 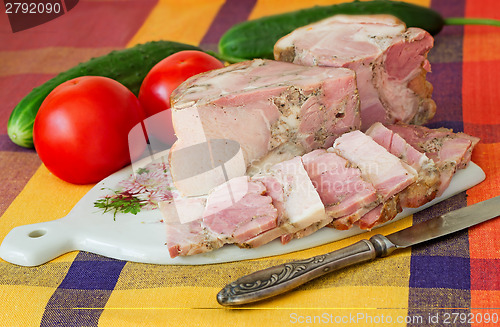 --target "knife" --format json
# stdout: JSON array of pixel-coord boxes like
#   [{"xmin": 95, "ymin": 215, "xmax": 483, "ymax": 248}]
[{"xmin": 217, "ymin": 195, "xmax": 500, "ymax": 306}]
